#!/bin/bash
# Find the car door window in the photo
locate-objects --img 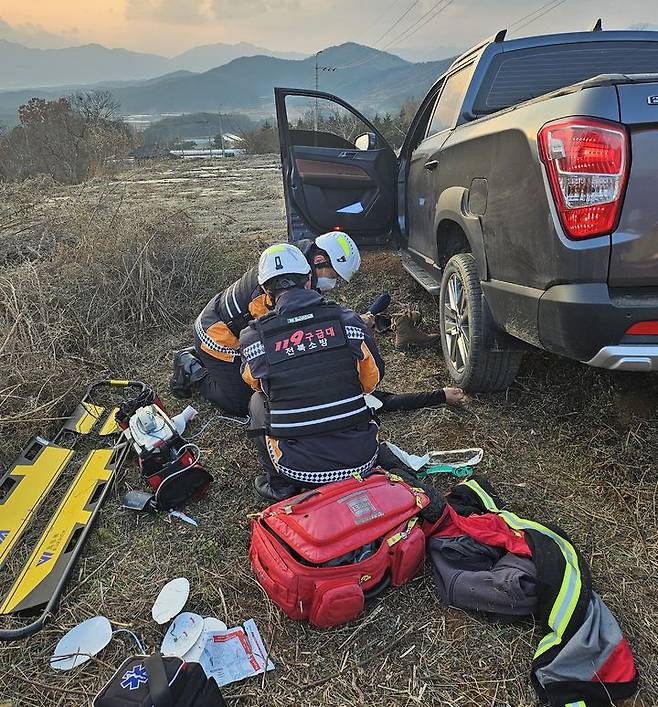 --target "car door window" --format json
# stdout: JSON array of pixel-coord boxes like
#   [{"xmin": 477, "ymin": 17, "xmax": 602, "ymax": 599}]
[
  {"xmin": 404, "ymin": 85, "xmax": 443, "ymax": 153},
  {"xmin": 284, "ymin": 95, "xmax": 377, "ymax": 149},
  {"xmin": 426, "ymin": 65, "xmax": 473, "ymax": 138}
]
